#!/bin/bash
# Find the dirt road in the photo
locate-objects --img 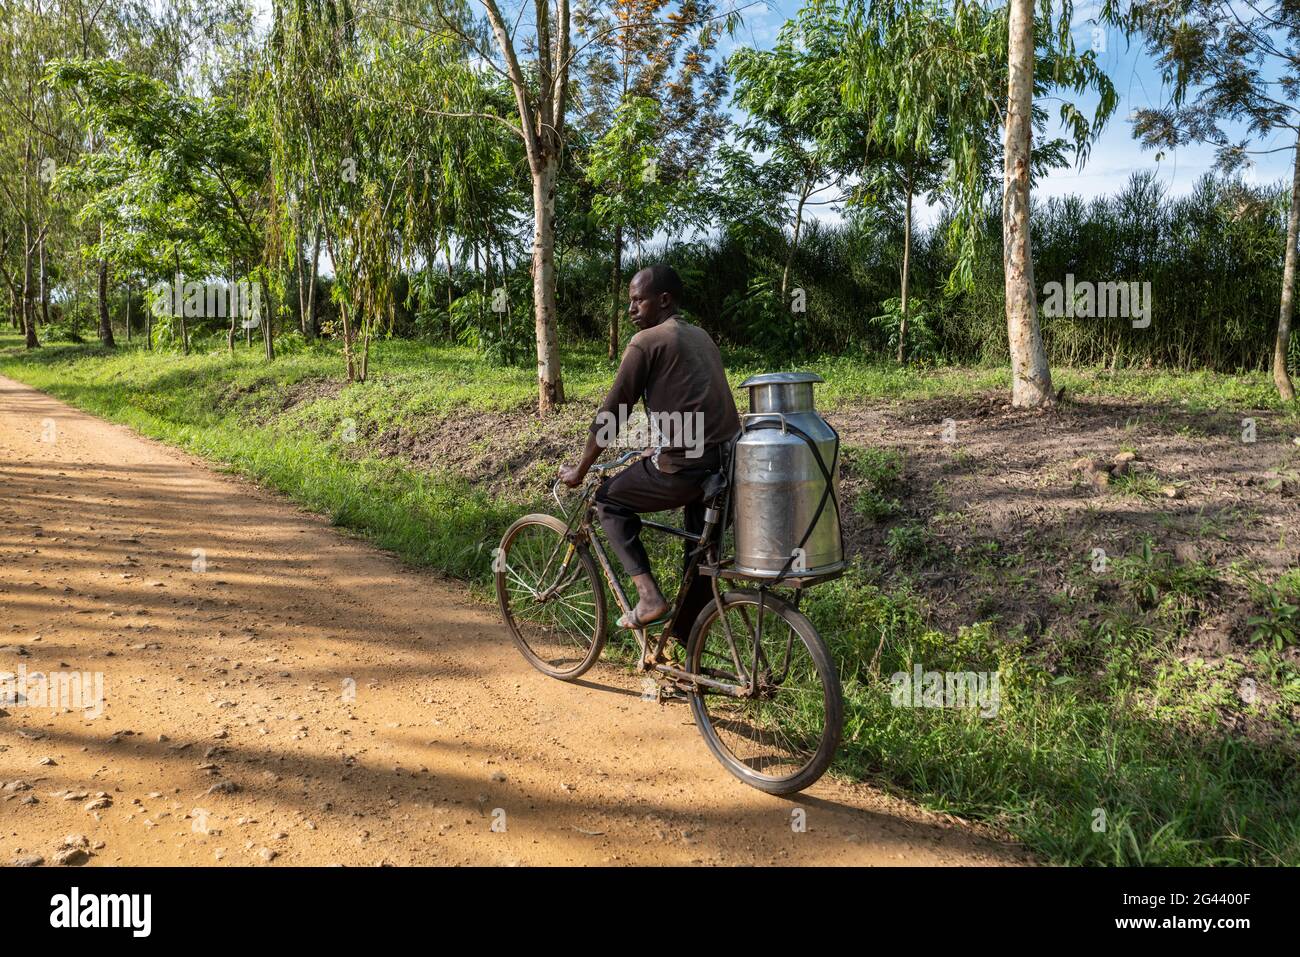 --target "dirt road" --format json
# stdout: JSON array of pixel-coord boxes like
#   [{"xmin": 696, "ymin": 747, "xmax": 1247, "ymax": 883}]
[{"xmin": 0, "ymin": 375, "xmax": 1026, "ymax": 866}]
